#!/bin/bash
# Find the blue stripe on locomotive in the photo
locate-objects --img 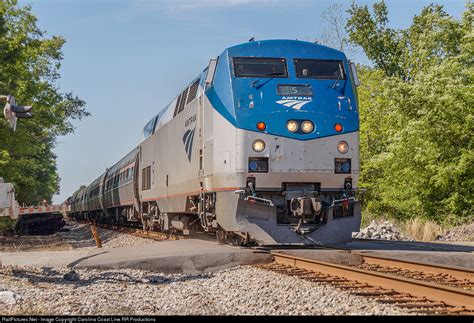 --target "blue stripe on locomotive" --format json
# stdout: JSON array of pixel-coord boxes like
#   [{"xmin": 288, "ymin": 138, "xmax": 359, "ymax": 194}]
[{"xmin": 206, "ymin": 39, "xmax": 359, "ymax": 141}]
